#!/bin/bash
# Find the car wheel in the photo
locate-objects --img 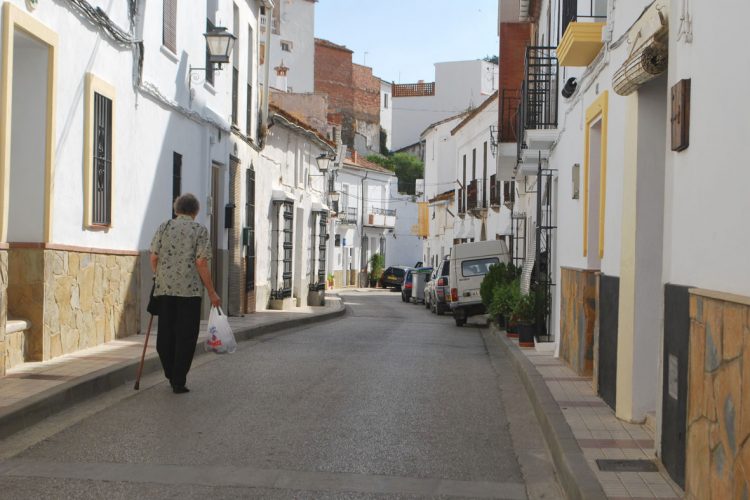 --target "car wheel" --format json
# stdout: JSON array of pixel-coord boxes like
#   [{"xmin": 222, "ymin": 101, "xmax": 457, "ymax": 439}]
[
  {"xmin": 401, "ymin": 293, "xmax": 406, "ymax": 302},
  {"xmin": 436, "ymin": 303, "xmax": 445, "ymax": 316},
  {"xmin": 431, "ymin": 300, "xmax": 437, "ymax": 314}
]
